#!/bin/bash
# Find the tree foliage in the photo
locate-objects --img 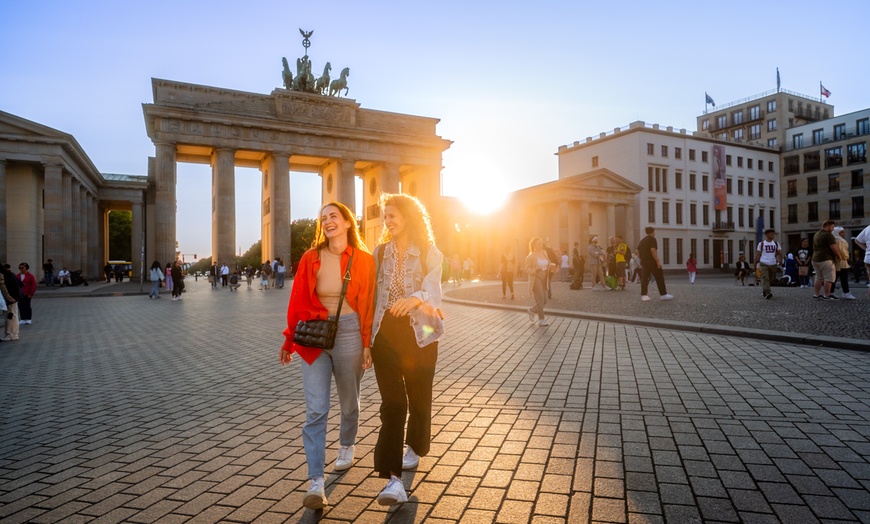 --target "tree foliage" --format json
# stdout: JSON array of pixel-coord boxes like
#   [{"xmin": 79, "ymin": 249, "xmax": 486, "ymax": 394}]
[{"xmin": 108, "ymin": 211, "xmax": 132, "ymax": 261}]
